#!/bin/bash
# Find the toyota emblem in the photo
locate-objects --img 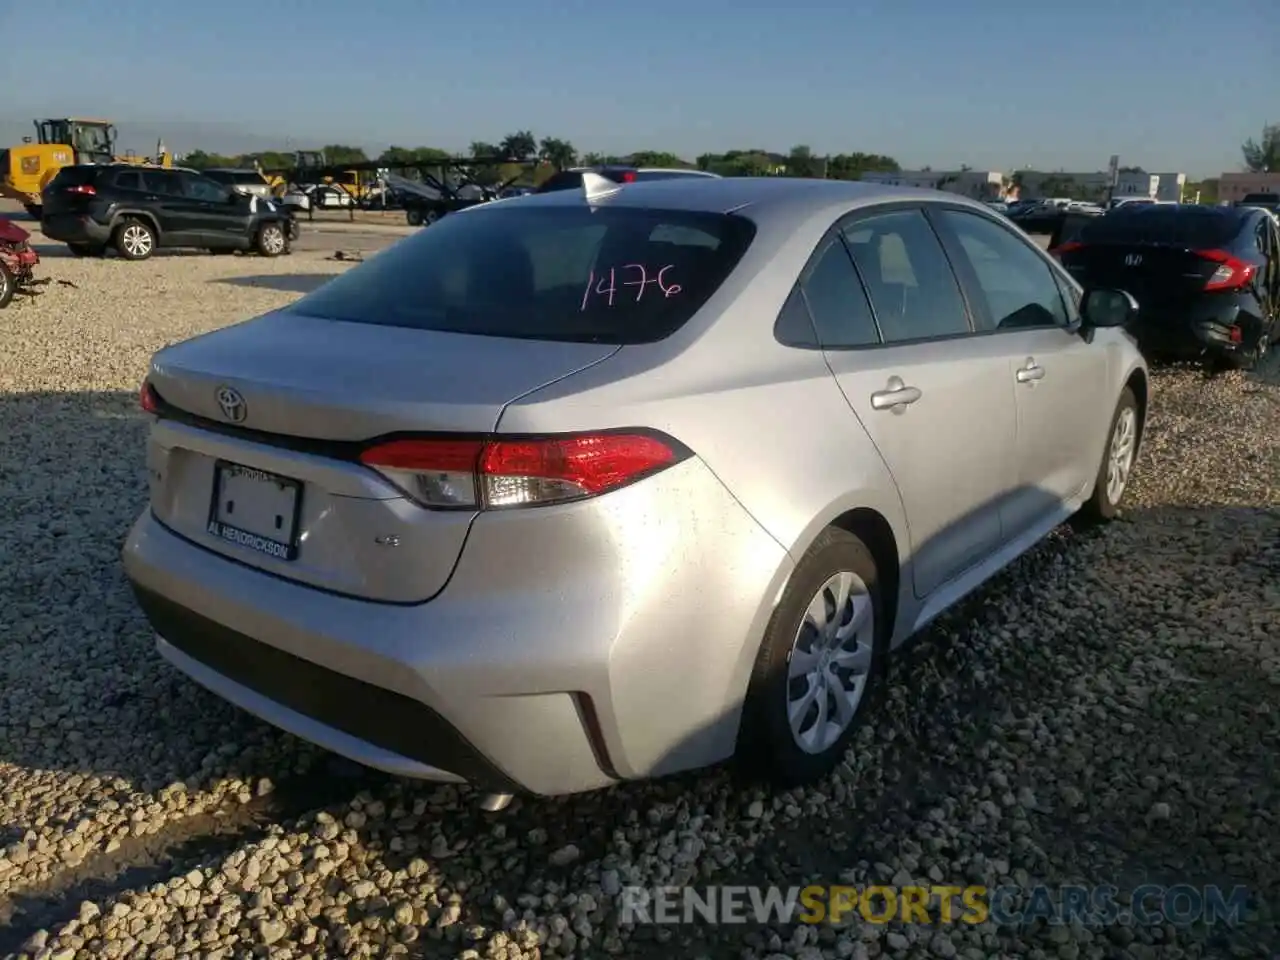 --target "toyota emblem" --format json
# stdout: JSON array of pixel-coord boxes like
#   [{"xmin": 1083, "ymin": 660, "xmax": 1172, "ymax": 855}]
[{"xmin": 215, "ymin": 385, "xmax": 247, "ymax": 423}]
